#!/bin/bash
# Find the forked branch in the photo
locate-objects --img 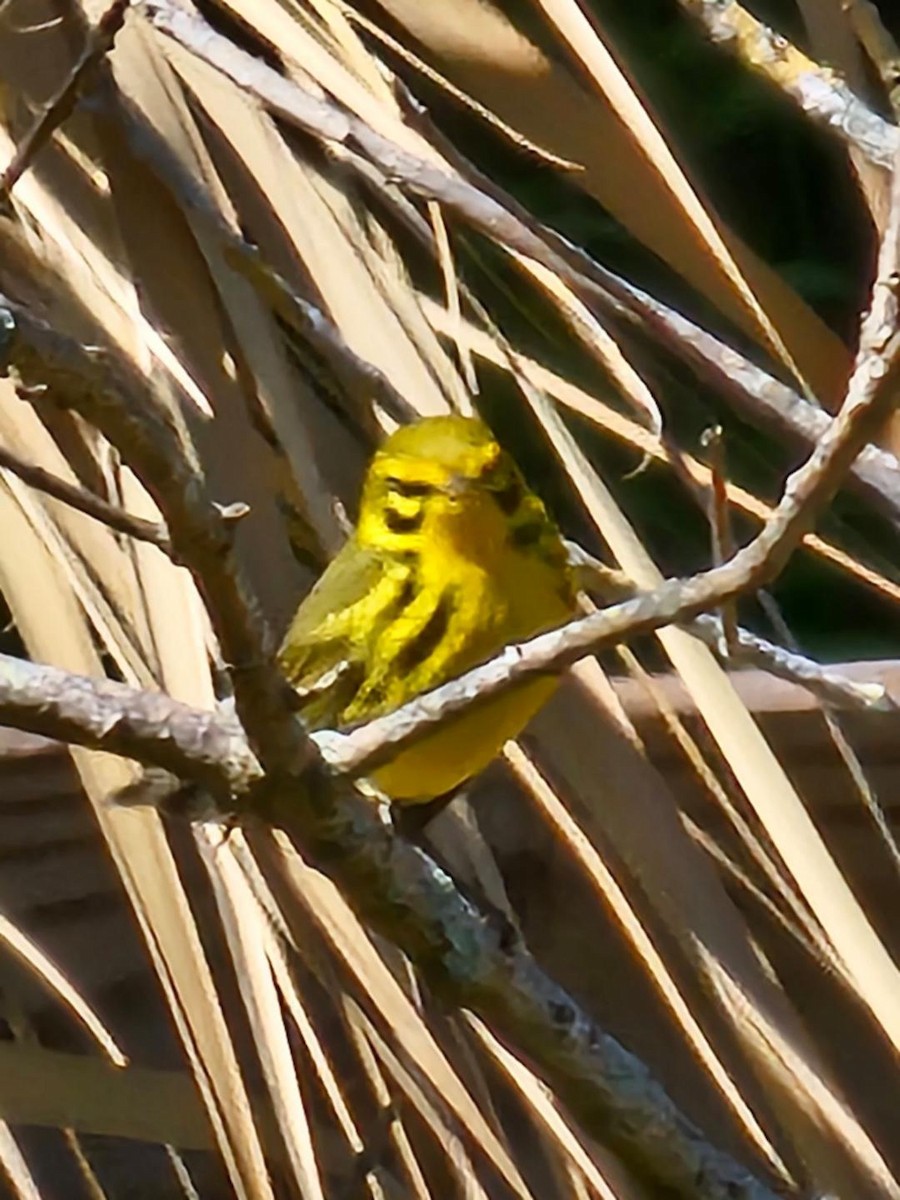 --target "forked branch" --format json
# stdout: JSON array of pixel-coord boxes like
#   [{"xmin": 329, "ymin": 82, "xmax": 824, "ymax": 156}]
[
  {"xmin": 0, "ymin": 649, "xmax": 778, "ymax": 1200},
  {"xmin": 0, "ymin": 272, "xmax": 794, "ymax": 1199}
]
